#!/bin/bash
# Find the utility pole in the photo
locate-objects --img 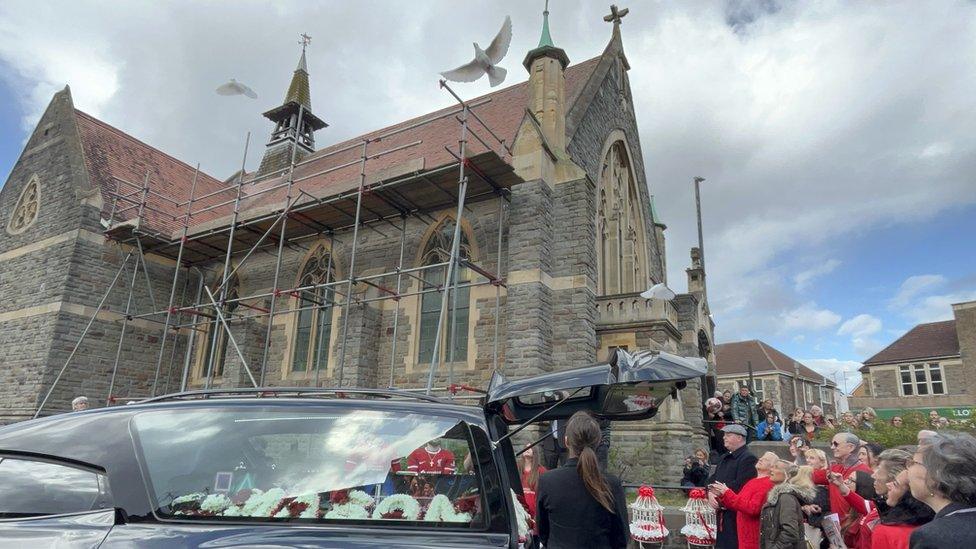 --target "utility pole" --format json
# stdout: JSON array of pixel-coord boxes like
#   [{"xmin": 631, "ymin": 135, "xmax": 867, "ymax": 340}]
[{"xmin": 693, "ymin": 177, "xmax": 707, "ymax": 301}]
